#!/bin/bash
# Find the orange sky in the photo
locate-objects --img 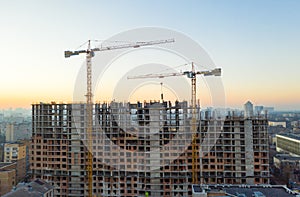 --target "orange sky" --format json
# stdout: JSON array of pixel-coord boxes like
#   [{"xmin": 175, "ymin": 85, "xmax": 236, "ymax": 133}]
[
  {"xmin": 1, "ymin": 83, "xmax": 299, "ymax": 110},
  {"xmin": 1, "ymin": 1, "xmax": 300, "ymax": 111}
]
